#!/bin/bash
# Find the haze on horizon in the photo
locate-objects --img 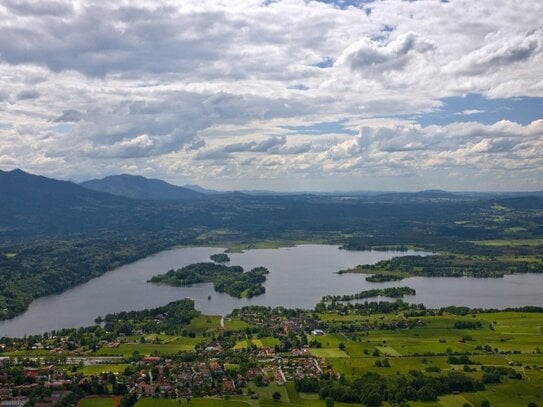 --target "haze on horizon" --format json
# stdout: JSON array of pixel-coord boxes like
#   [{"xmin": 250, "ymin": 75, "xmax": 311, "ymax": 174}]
[{"xmin": 0, "ymin": 0, "xmax": 542, "ymax": 192}]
